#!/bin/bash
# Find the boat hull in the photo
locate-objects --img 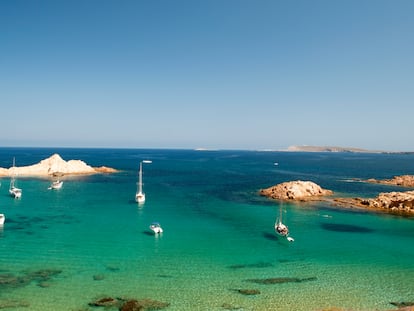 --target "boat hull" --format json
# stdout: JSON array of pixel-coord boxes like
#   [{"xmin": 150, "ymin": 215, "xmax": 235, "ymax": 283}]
[
  {"xmin": 9, "ymin": 187, "xmax": 22, "ymax": 199},
  {"xmin": 49, "ymin": 181, "xmax": 63, "ymax": 190},
  {"xmin": 135, "ymin": 192, "xmax": 145, "ymax": 203},
  {"xmin": 149, "ymin": 223, "xmax": 163, "ymax": 234}
]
